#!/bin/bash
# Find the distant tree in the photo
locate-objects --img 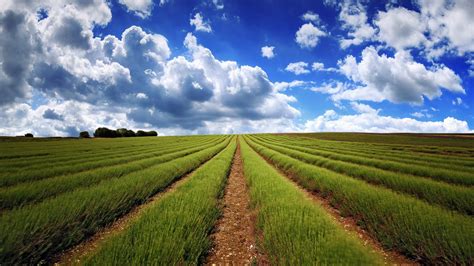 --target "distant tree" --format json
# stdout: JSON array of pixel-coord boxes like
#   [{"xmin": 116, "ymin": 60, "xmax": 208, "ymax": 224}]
[
  {"xmin": 124, "ymin": 130, "xmax": 136, "ymax": 137},
  {"xmin": 136, "ymin": 130, "xmax": 147, "ymax": 137},
  {"xmin": 24, "ymin": 133, "xmax": 34, "ymax": 138},
  {"xmin": 147, "ymin": 130, "xmax": 158, "ymax": 136},
  {"xmin": 79, "ymin": 131, "xmax": 90, "ymax": 138},
  {"xmin": 94, "ymin": 127, "xmax": 118, "ymax": 138},
  {"xmin": 116, "ymin": 128, "xmax": 128, "ymax": 137}
]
